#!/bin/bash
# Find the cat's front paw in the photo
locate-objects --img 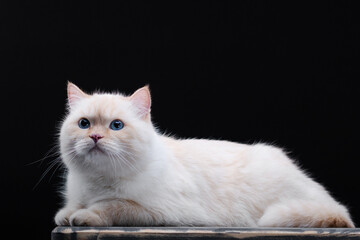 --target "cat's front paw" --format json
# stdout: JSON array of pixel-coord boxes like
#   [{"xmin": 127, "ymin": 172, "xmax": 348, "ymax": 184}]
[
  {"xmin": 55, "ymin": 208, "xmax": 76, "ymax": 226},
  {"xmin": 69, "ymin": 209, "xmax": 106, "ymax": 226}
]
